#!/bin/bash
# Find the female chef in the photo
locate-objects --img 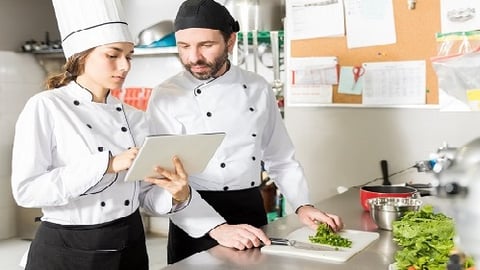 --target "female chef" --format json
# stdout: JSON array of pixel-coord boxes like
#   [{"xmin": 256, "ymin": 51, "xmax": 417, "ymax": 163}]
[{"xmin": 10, "ymin": 0, "xmax": 190, "ymax": 269}]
